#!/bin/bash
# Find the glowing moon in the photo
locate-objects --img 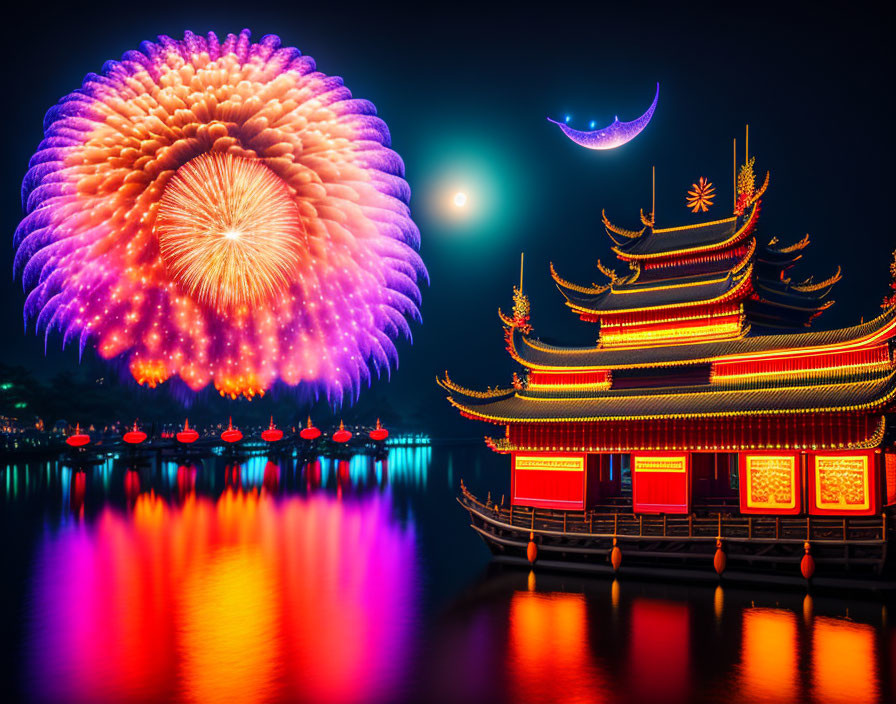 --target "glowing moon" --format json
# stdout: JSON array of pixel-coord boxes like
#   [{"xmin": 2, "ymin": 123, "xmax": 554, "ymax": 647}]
[
  {"xmin": 548, "ymin": 83, "xmax": 659, "ymax": 150},
  {"xmin": 453, "ymin": 192, "xmax": 468, "ymax": 207}
]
